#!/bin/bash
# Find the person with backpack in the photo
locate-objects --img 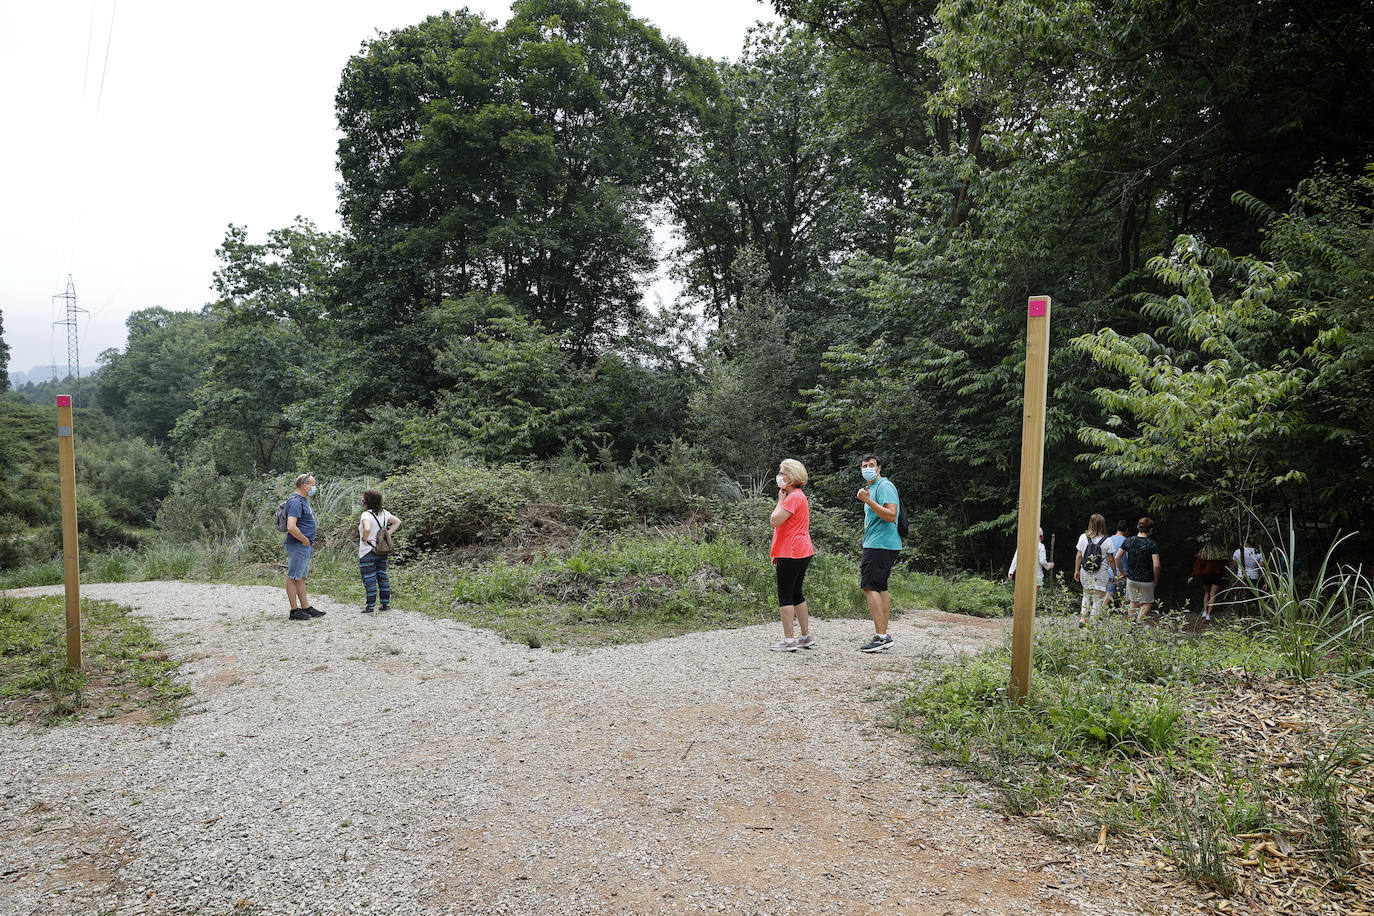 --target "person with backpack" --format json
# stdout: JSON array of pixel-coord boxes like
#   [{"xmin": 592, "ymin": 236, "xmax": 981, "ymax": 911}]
[
  {"xmin": 358, "ymin": 489, "xmax": 402, "ymax": 614},
  {"xmin": 1073, "ymin": 514, "xmax": 1117, "ymax": 625},
  {"xmin": 280, "ymin": 473, "xmax": 321, "ymax": 621},
  {"xmin": 856, "ymin": 455, "xmax": 903, "ymax": 653}
]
